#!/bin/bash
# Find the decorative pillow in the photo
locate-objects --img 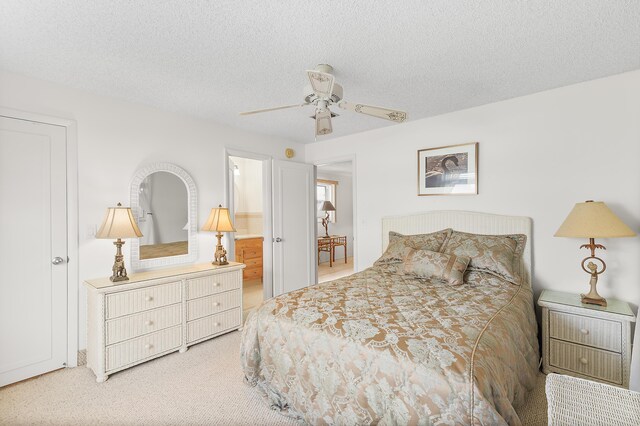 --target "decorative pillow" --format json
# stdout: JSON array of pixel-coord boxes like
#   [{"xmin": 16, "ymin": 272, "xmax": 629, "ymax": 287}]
[
  {"xmin": 441, "ymin": 230, "xmax": 526, "ymax": 284},
  {"xmin": 403, "ymin": 249, "xmax": 470, "ymax": 285},
  {"xmin": 373, "ymin": 229, "xmax": 452, "ymax": 267}
]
